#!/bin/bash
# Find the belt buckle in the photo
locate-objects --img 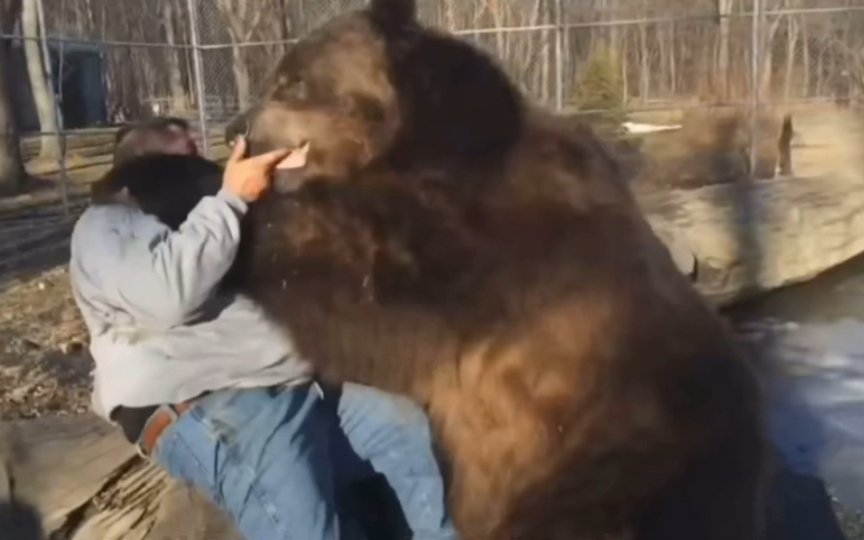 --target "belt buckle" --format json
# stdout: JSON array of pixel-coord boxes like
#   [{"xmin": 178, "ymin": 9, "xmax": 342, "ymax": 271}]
[
  {"xmin": 134, "ymin": 439, "xmax": 151, "ymax": 459},
  {"xmin": 135, "ymin": 404, "xmax": 179, "ymax": 459}
]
